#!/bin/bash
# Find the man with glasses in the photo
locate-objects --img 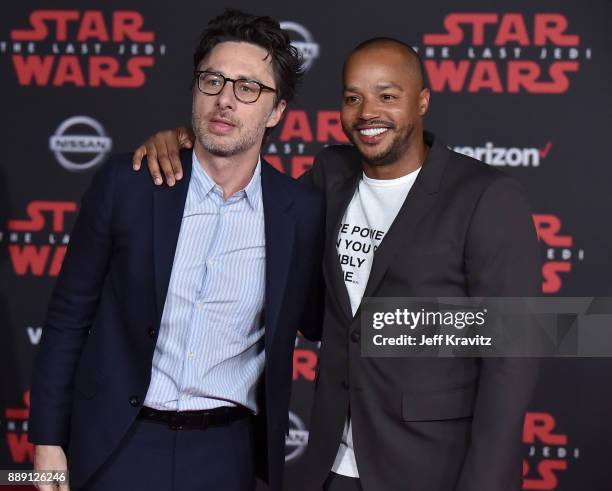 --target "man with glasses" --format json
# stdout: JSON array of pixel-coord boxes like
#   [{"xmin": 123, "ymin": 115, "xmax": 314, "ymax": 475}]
[{"xmin": 28, "ymin": 9, "xmax": 324, "ymax": 491}]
